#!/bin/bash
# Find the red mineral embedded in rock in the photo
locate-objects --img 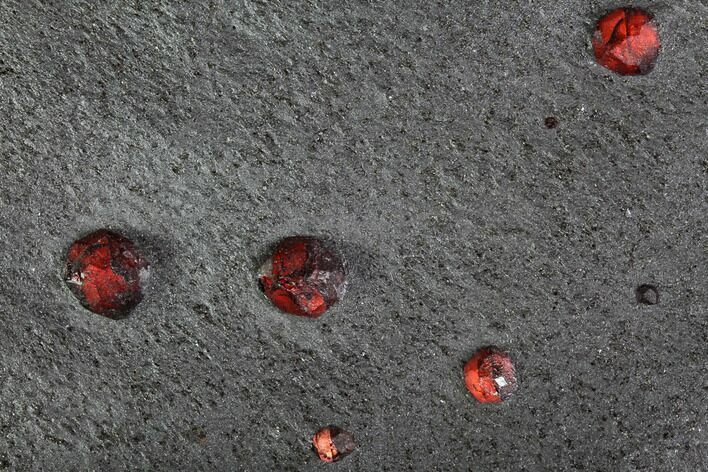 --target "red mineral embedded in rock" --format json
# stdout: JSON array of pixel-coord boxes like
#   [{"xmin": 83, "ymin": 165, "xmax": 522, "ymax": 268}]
[
  {"xmin": 464, "ymin": 347, "xmax": 517, "ymax": 404},
  {"xmin": 64, "ymin": 229, "xmax": 149, "ymax": 319},
  {"xmin": 636, "ymin": 284, "xmax": 659, "ymax": 305},
  {"xmin": 259, "ymin": 237, "xmax": 346, "ymax": 318},
  {"xmin": 592, "ymin": 8, "xmax": 660, "ymax": 76},
  {"xmin": 312, "ymin": 426, "xmax": 356, "ymax": 463}
]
